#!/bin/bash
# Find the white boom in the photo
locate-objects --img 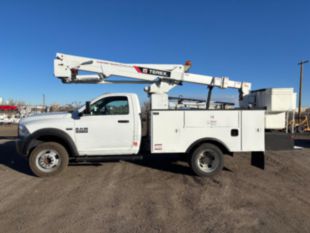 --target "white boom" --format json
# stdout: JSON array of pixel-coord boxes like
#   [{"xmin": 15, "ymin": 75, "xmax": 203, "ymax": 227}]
[{"xmin": 54, "ymin": 53, "xmax": 251, "ymax": 109}]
